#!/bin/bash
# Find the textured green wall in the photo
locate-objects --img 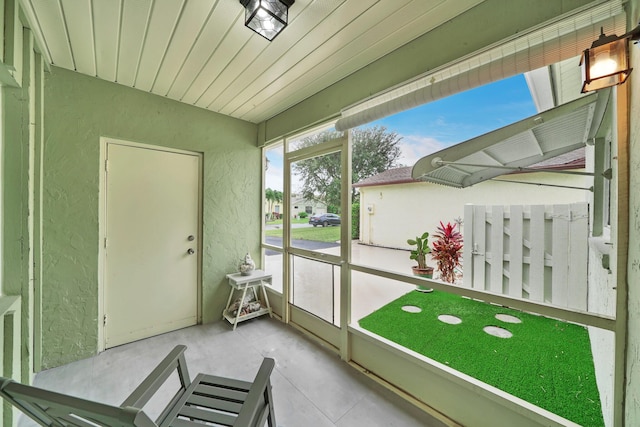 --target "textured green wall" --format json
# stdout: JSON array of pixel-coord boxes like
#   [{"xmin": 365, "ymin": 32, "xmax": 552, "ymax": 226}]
[
  {"xmin": 42, "ymin": 67, "xmax": 259, "ymax": 369},
  {"xmin": 2, "ymin": 26, "xmax": 35, "ymax": 385}
]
